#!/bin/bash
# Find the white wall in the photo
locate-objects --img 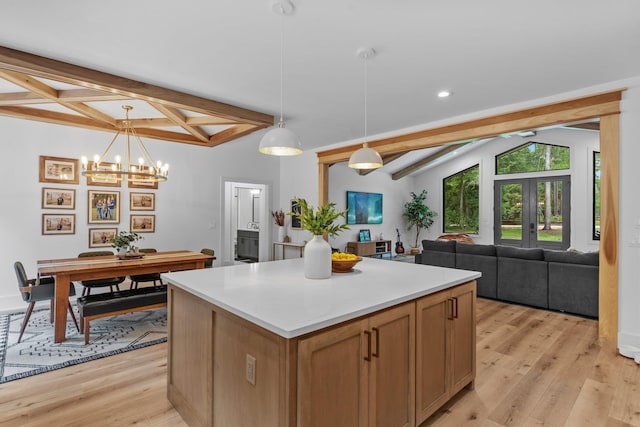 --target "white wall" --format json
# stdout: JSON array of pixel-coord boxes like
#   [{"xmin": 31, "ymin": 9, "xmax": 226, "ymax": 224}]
[
  {"xmin": 618, "ymin": 85, "xmax": 640, "ymax": 358},
  {"xmin": 0, "ymin": 117, "xmax": 280, "ymax": 311},
  {"xmin": 412, "ymin": 127, "xmax": 600, "ymax": 251}
]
